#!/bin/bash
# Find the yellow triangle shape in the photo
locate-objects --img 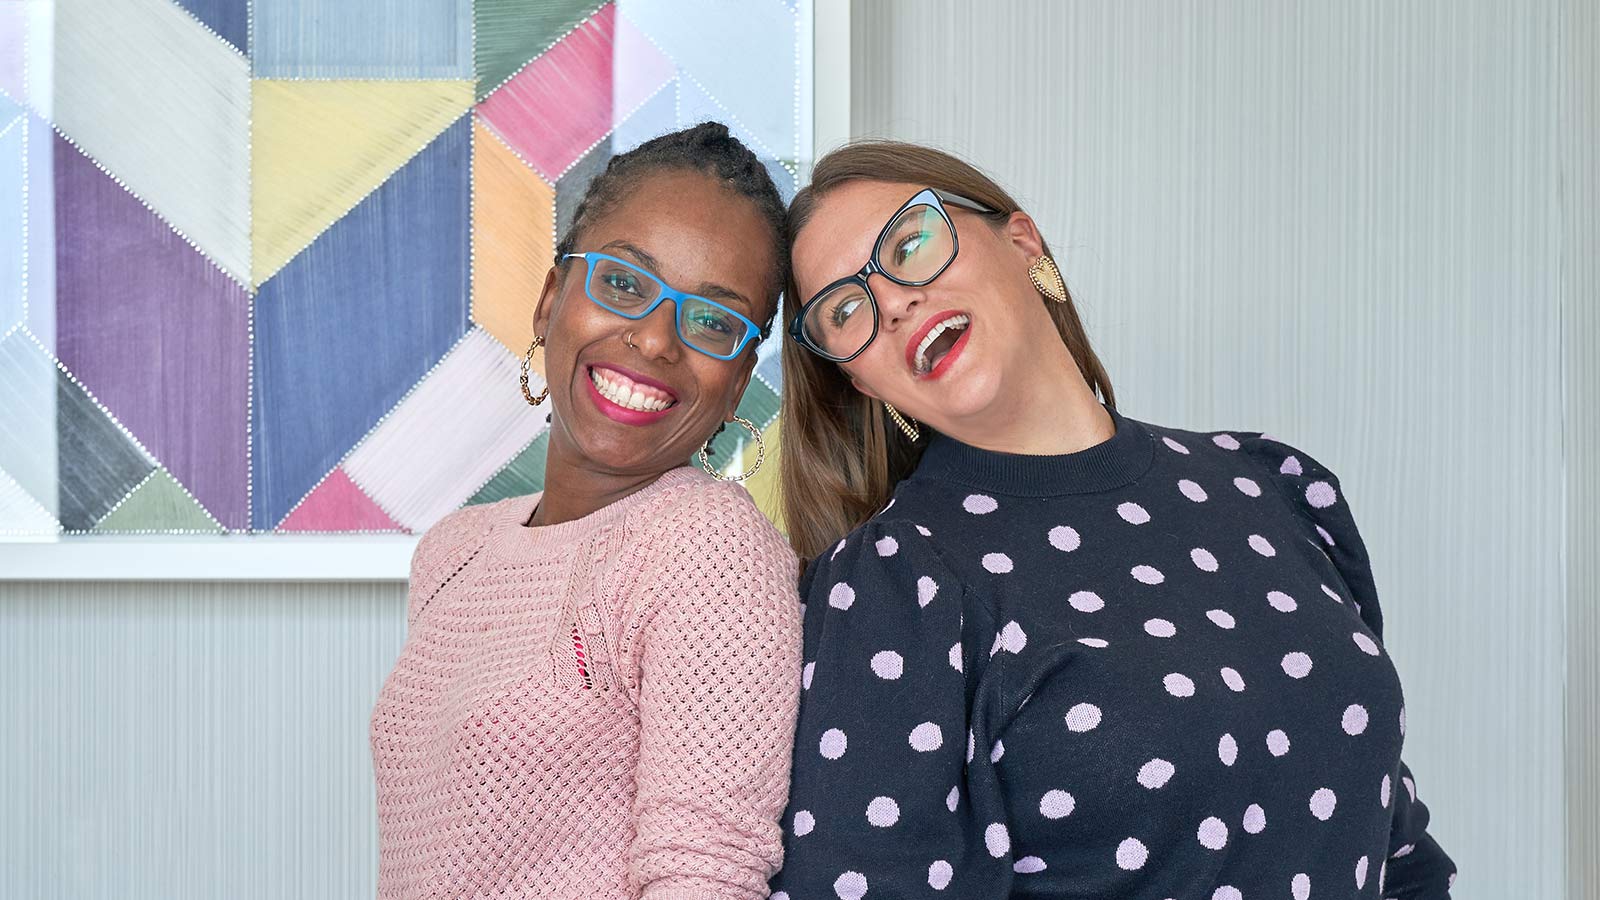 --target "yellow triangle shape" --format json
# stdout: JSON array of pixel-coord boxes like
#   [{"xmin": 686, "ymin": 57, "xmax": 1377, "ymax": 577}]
[{"xmin": 251, "ymin": 79, "xmax": 474, "ymax": 286}]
